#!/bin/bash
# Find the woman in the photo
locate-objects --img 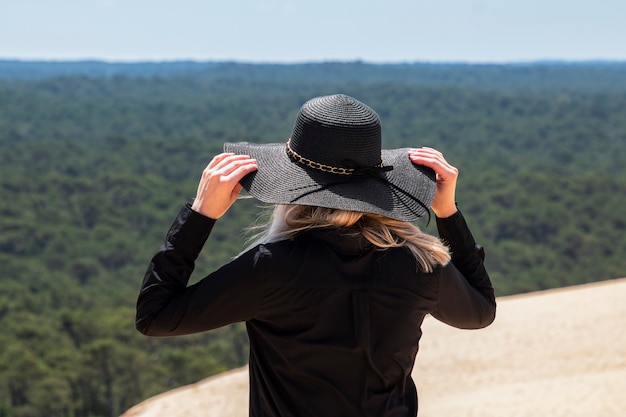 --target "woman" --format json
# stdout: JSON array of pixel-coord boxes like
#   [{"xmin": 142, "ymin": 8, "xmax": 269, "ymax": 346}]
[{"xmin": 136, "ymin": 94, "xmax": 496, "ymax": 416}]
